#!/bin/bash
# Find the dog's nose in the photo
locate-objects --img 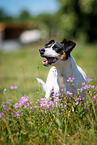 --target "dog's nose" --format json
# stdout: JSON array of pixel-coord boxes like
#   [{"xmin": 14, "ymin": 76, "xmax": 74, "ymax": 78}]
[{"xmin": 39, "ymin": 48, "xmax": 45, "ymax": 54}]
